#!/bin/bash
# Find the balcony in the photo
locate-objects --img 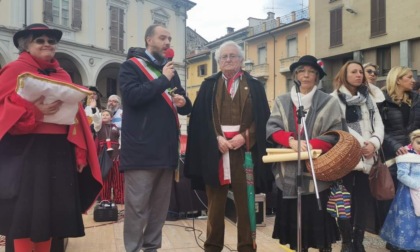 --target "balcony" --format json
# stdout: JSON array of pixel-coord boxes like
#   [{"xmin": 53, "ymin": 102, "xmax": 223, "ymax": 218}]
[
  {"xmin": 279, "ymin": 56, "xmax": 300, "ymax": 73},
  {"xmin": 249, "ymin": 7, "xmax": 309, "ymax": 36},
  {"xmin": 251, "ymin": 63, "xmax": 269, "ymax": 79}
]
